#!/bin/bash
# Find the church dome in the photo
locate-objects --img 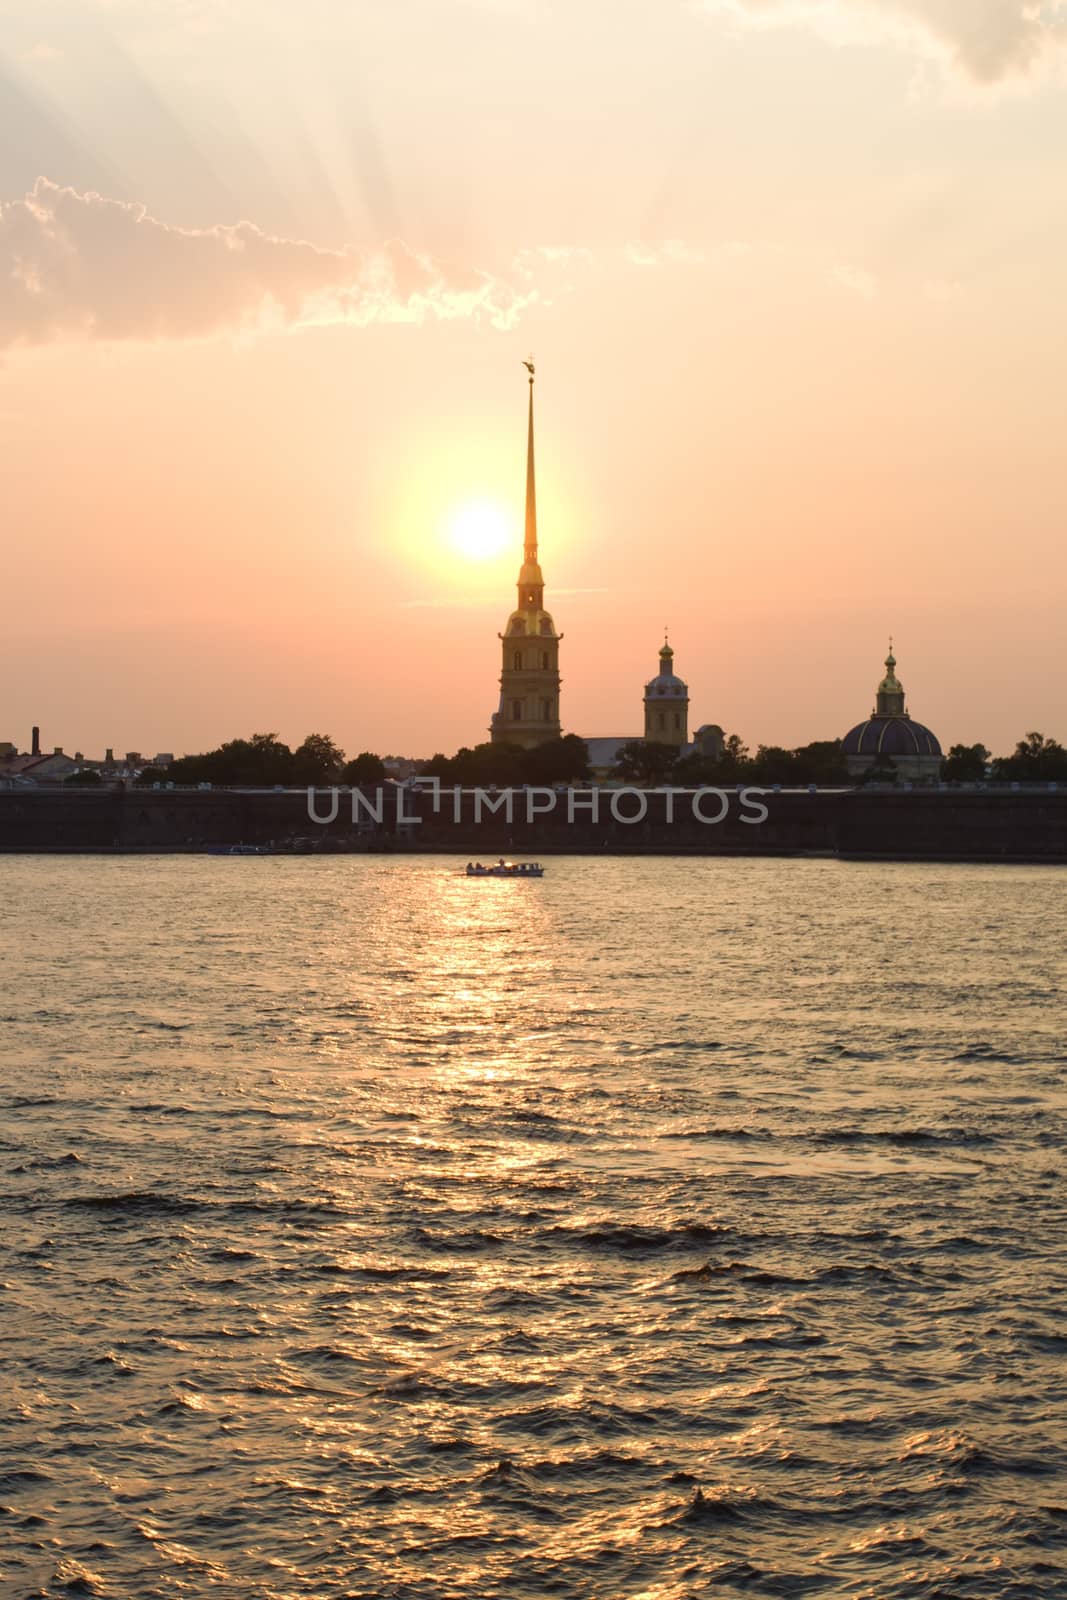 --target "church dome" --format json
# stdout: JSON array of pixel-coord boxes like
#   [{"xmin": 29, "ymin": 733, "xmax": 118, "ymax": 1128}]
[
  {"xmin": 842, "ymin": 642, "xmax": 941, "ymax": 762},
  {"xmin": 844, "ymin": 640, "xmax": 940, "ymax": 771},
  {"xmin": 841, "ymin": 716, "xmax": 942, "ymax": 758},
  {"xmin": 644, "ymin": 642, "xmax": 689, "ymax": 699}
]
